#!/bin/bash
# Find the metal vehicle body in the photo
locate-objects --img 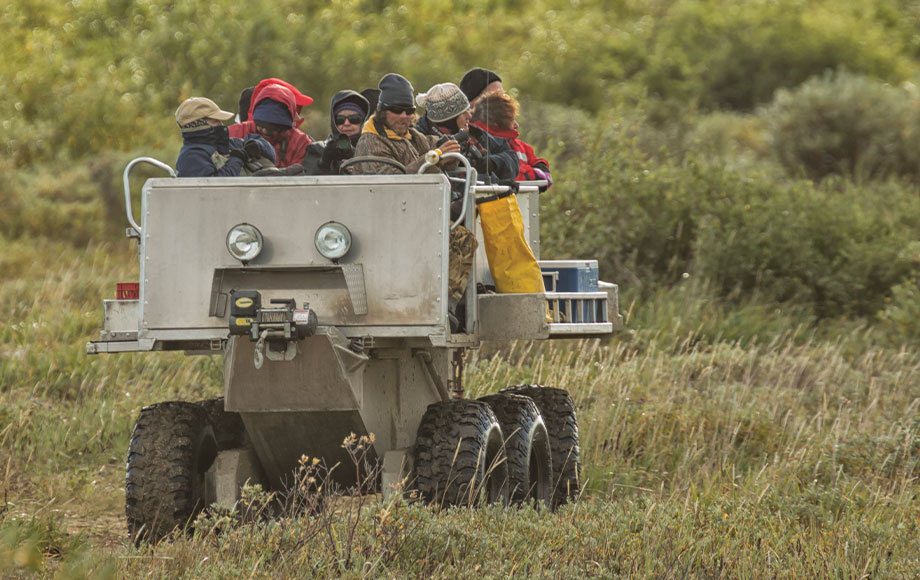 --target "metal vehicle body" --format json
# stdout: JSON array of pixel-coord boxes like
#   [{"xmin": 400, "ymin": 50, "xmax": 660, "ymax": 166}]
[{"xmin": 89, "ymin": 154, "xmax": 622, "ymax": 540}]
